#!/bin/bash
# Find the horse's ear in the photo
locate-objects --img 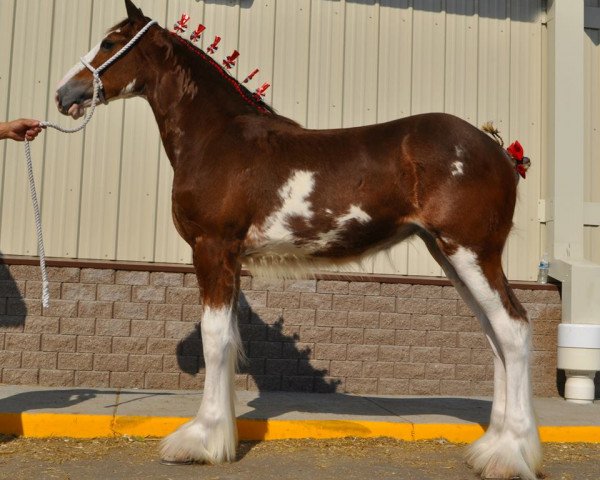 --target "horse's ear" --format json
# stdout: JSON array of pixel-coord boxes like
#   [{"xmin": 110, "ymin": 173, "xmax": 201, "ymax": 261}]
[{"xmin": 125, "ymin": 0, "xmax": 144, "ymax": 21}]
